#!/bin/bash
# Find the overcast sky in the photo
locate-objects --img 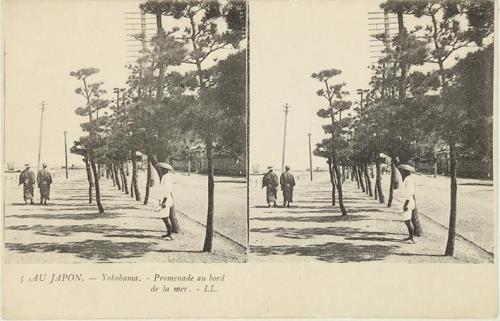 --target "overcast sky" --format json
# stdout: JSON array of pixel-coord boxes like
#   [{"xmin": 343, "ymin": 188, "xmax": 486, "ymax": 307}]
[
  {"xmin": 3, "ymin": 0, "xmax": 240, "ymax": 170},
  {"xmin": 4, "ymin": 0, "xmax": 481, "ymax": 172},
  {"xmin": 4, "ymin": 0, "xmax": 145, "ymax": 169},
  {"xmin": 249, "ymin": 0, "xmax": 384, "ymax": 172}
]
